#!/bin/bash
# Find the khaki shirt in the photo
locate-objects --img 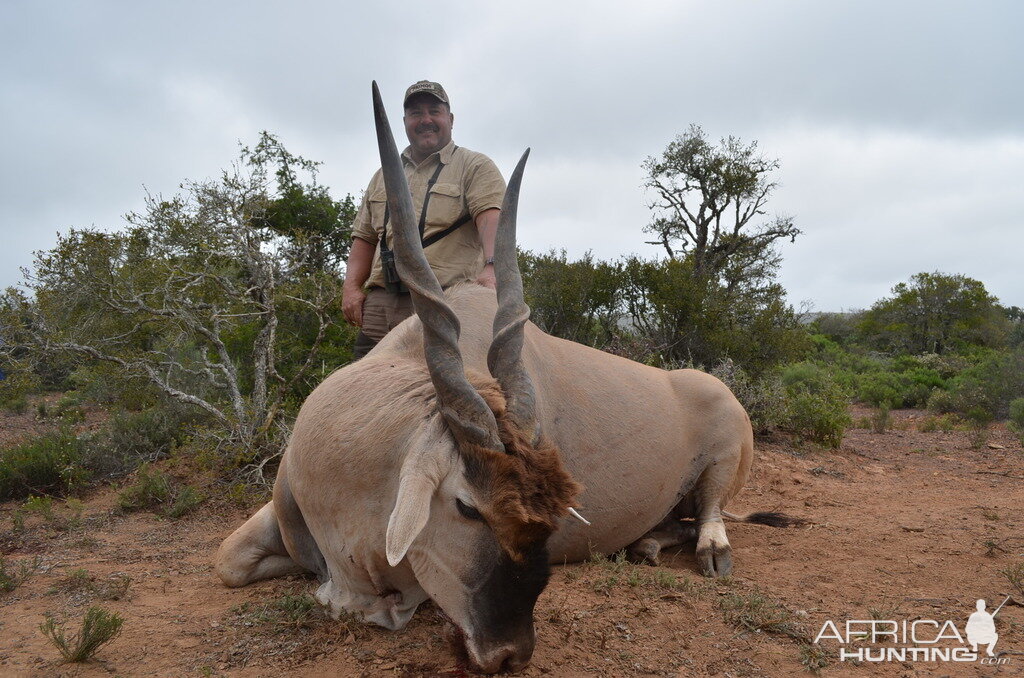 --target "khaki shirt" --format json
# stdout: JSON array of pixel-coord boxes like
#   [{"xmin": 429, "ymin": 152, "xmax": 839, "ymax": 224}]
[{"xmin": 352, "ymin": 141, "xmax": 506, "ymax": 289}]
